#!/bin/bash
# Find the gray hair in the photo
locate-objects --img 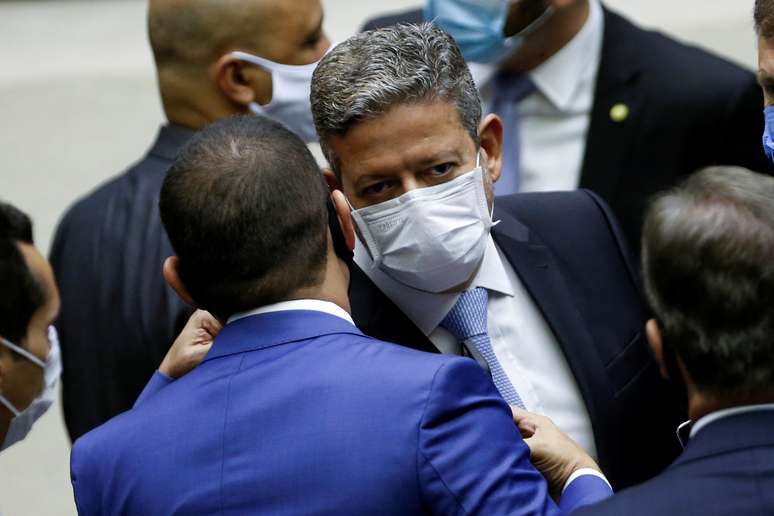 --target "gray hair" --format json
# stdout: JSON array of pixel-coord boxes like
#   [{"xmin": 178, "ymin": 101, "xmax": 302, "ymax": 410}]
[
  {"xmin": 642, "ymin": 166, "xmax": 774, "ymax": 399},
  {"xmin": 311, "ymin": 22, "xmax": 482, "ymax": 177}
]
